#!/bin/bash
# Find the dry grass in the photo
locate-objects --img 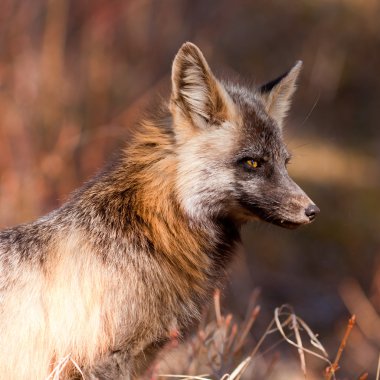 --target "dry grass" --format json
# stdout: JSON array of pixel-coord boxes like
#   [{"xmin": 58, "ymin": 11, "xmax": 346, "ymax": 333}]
[
  {"xmin": 154, "ymin": 290, "xmax": 358, "ymax": 380},
  {"xmin": 45, "ymin": 354, "xmax": 84, "ymax": 380}
]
